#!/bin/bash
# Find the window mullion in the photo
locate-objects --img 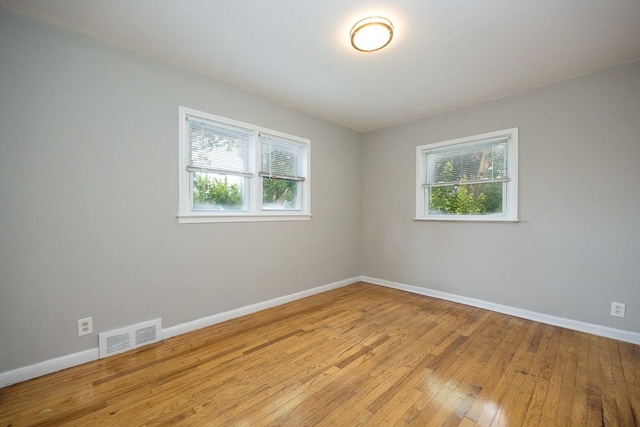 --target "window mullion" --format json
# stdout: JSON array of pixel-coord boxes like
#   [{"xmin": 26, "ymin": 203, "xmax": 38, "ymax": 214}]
[{"xmin": 252, "ymin": 130, "xmax": 261, "ymax": 214}]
